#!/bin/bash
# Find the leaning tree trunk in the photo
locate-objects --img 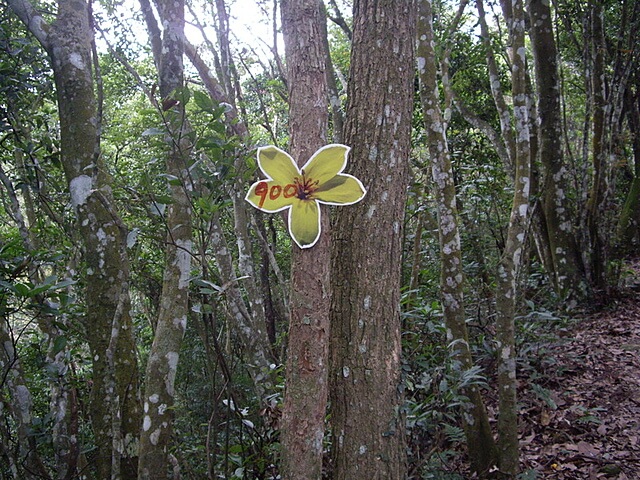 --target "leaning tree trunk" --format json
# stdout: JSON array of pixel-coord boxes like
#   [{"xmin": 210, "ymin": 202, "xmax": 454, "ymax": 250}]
[
  {"xmin": 417, "ymin": 0, "xmax": 497, "ymax": 474},
  {"xmin": 6, "ymin": 0, "xmax": 142, "ymax": 477},
  {"xmin": 279, "ymin": 0, "xmax": 331, "ymax": 478},
  {"xmin": 329, "ymin": 1, "xmax": 416, "ymax": 478},
  {"xmin": 137, "ymin": 0, "xmax": 193, "ymax": 478}
]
